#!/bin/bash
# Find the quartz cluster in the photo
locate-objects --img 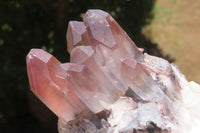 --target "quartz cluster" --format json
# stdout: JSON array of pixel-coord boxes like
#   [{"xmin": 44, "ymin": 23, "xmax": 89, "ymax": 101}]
[{"xmin": 26, "ymin": 9, "xmax": 200, "ymax": 133}]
